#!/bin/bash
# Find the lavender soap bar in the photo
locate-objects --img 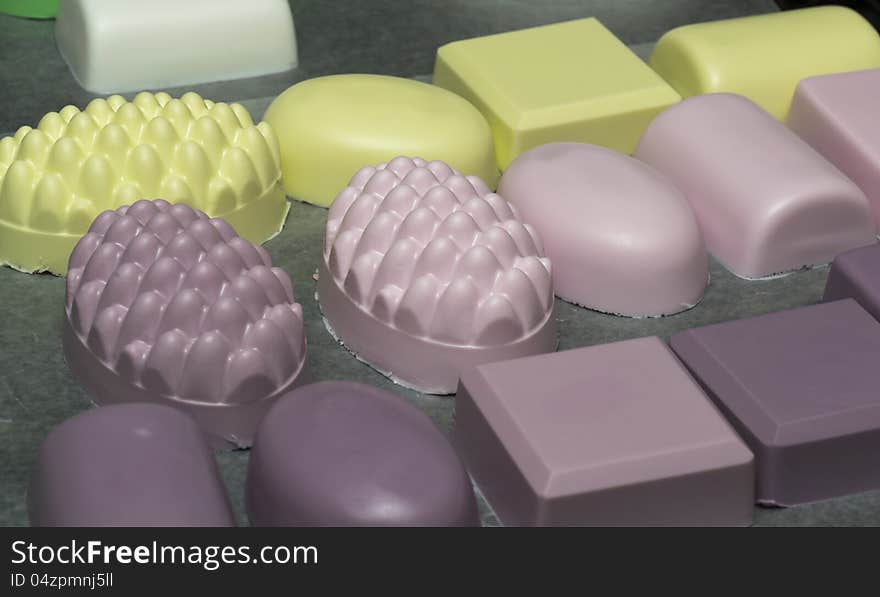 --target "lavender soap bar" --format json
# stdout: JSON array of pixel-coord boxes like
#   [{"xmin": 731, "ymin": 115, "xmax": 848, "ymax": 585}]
[
  {"xmin": 64, "ymin": 200, "xmax": 307, "ymax": 448},
  {"xmin": 636, "ymin": 94, "xmax": 875, "ymax": 279},
  {"xmin": 30, "ymin": 404, "xmax": 234, "ymax": 526},
  {"xmin": 788, "ymin": 68, "xmax": 880, "ymax": 229},
  {"xmin": 247, "ymin": 382, "xmax": 479, "ymax": 526},
  {"xmin": 456, "ymin": 337, "xmax": 754, "ymax": 526},
  {"xmin": 671, "ymin": 299, "xmax": 880, "ymax": 506}
]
